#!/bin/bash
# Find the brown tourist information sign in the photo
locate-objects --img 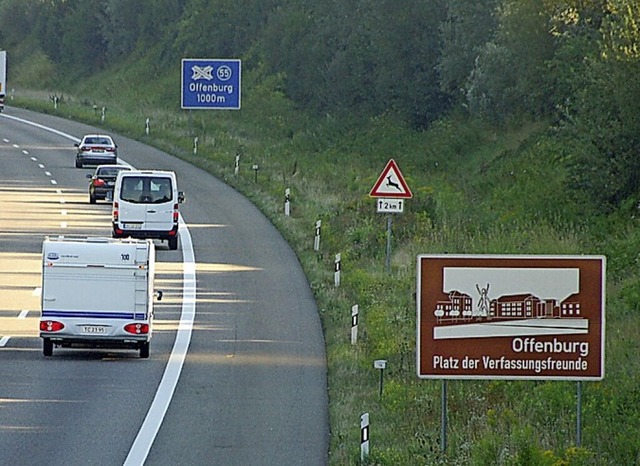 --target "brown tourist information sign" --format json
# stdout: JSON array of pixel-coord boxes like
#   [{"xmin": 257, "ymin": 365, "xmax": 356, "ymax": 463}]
[{"xmin": 417, "ymin": 255, "xmax": 606, "ymax": 380}]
